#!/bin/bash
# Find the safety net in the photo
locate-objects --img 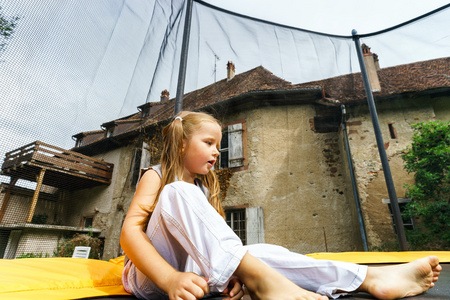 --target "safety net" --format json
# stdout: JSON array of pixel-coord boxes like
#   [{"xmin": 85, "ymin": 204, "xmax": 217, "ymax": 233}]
[{"xmin": 0, "ymin": 0, "xmax": 449, "ymax": 263}]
